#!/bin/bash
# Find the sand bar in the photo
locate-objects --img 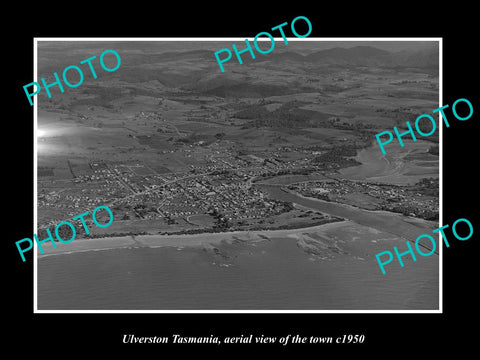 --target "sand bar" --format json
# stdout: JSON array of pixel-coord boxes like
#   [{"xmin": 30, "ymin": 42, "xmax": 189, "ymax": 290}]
[{"xmin": 37, "ymin": 221, "xmax": 350, "ymax": 258}]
